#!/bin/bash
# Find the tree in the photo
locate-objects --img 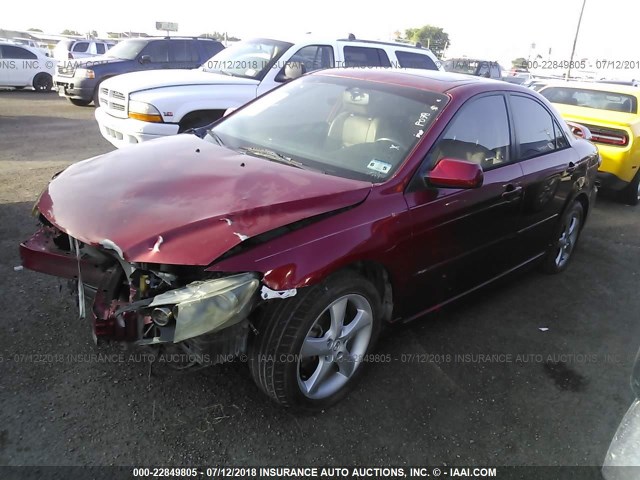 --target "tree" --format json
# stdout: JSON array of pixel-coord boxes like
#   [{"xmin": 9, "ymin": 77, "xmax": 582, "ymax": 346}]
[
  {"xmin": 401, "ymin": 25, "xmax": 450, "ymax": 58},
  {"xmin": 27, "ymin": 28, "xmax": 43, "ymax": 32},
  {"xmin": 199, "ymin": 32, "xmax": 240, "ymax": 42},
  {"xmin": 90, "ymin": 30, "xmax": 98, "ymax": 38},
  {"xmin": 61, "ymin": 29, "xmax": 81, "ymax": 36},
  {"xmin": 512, "ymin": 57, "xmax": 528, "ymax": 69}
]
